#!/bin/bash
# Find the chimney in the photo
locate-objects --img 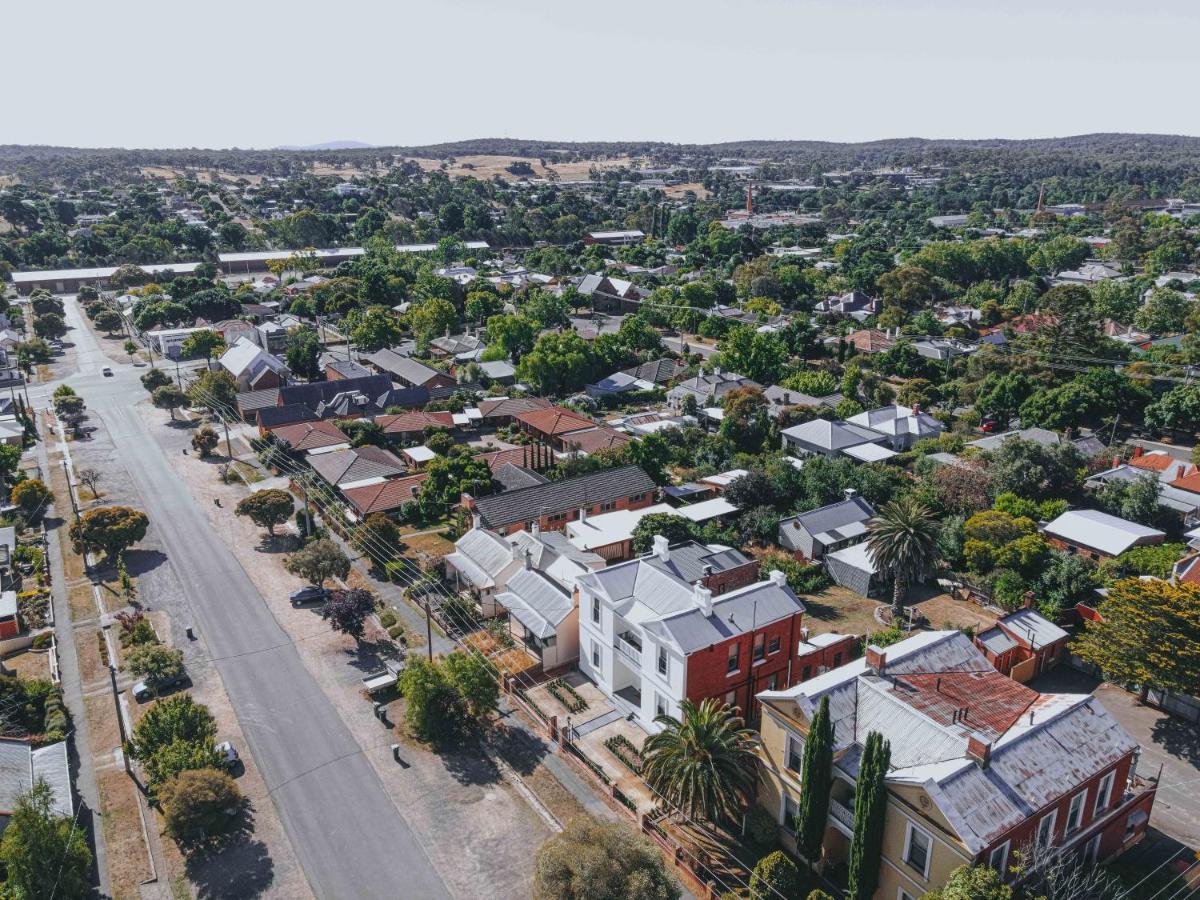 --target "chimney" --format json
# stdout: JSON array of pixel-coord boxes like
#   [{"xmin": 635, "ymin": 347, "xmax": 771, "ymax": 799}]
[
  {"xmin": 746, "ymin": 185, "xmax": 753, "ymax": 215},
  {"xmin": 1133, "ymin": 446, "xmax": 1144, "ymax": 458},
  {"xmin": 578, "ymin": 506, "xmax": 587, "ymax": 524},
  {"xmin": 966, "ymin": 733, "xmax": 992, "ymax": 768},
  {"xmin": 768, "ymin": 569, "xmax": 788, "ymax": 589},
  {"xmin": 911, "ymin": 403, "xmax": 920, "ymax": 416},
  {"xmin": 865, "ymin": 645, "xmax": 887, "ymax": 676},
  {"xmin": 843, "ymin": 487, "xmax": 858, "ymax": 501},
  {"xmin": 471, "ymin": 513, "xmax": 481, "ymax": 530},
  {"xmin": 1023, "ymin": 591, "xmax": 1035, "ymax": 610},
  {"xmin": 524, "ymin": 548, "xmax": 532, "ymax": 570},
  {"xmin": 1112, "ymin": 456, "xmax": 1121, "ymax": 470},
  {"xmin": 800, "ymin": 626, "xmax": 810, "ymax": 640},
  {"xmin": 1177, "ymin": 465, "xmax": 1187, "ymax": 481},
  {"xmin": 653, "ymin": 535, "xmax": 671, "ymax": 562},
  {"xmin": 531, "ymin": 520, "xmax": 540, "ymax": 537},
  {"xmin": 694, "ymin": 582, "xmax": 714, "ymax": 617}
]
